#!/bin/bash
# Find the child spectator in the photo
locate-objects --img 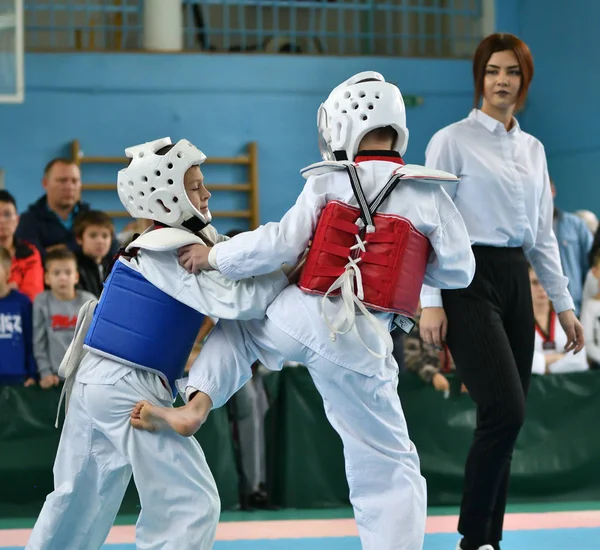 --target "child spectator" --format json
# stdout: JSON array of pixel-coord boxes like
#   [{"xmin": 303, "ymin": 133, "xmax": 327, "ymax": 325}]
[
  {"xmin": 73, "ymin": 210, "xmax": 115, "ymax": 298},
  {"xmin": 0, "ymin": 190, "xmax": 44, "ymax": 301},
  {"xmin": 0, "ymin": 247, "xmax": 36, "ymax": 386},
  {"xmin": 33, "ymin": 247, "xmax": 96, "ymax": 389}
]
